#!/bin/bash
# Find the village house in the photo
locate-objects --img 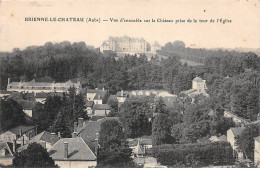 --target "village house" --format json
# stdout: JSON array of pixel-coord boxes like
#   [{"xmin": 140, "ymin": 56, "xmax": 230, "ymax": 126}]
[
  {"xmin": 17, "ymin": 100, "xmax": 37, "ymax": 117},
  {"xmin": 92, "ymin": 104, "xmax": 111, "ymax": 116},
  {"xmin": 7, "ymin": 78, "xmax": 82, "ymax": 94},
  {"xmin": 85, "ymin": 88, "xmax": 108, "ymax": 104},
  {"xmin": 0, "ymin": 125, "xmax": 37, "ymax": 144},
  {"xmin": 116, "ymin": 90, "xmax": 129, "ymax": 103},
  {"xmin": 180, "ymin": 76, "xmax": 208, "ymax": 100},
  {"xmin": 75, "ymin": 117, "xmax": 119, "ymax": 144},
  {"xmin": 17, "ymin": 131, "xmax": 60, "ymax": 152},
  {"xmin": 254, "ymin": 136, "xmax": 260, "ymax": 167},
  {"xmin": 227, "ymin": 127, "xmax": 245, "ymax": 160},
  {"xmin": 0, "ymin": 141, "xmax": 14, "ymax": 166},
  {"xmin": 48, "ymin": 137, "xmax": 97, "ymax": 168}
]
